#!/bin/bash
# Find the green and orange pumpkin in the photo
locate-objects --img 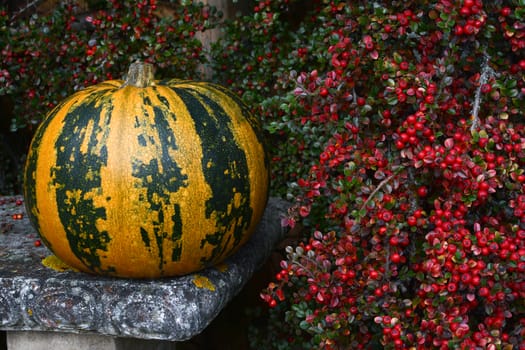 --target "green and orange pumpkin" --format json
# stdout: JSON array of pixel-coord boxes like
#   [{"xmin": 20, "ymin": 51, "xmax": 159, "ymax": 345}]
[{"xmin": 23, "ymin": 62, "xmax": 270, "ymax": 278}]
